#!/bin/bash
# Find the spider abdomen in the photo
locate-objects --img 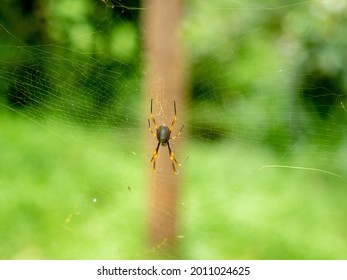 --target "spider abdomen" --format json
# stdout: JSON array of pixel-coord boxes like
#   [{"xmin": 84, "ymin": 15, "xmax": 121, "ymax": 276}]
[{"xmin": 157, "ymin": 125, "xmax": 170, "ymax": 145}]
